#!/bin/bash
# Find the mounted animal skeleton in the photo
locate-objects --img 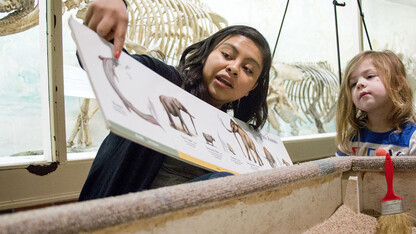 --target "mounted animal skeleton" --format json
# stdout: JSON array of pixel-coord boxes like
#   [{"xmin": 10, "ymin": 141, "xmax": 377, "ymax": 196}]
[
  {"xmin": 0, "ymin": 0, "xmax": 38, "ymax": 36},
  {"xmin": 267, "ymin": 62, "xmax": 339, "ymax": 136}
]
